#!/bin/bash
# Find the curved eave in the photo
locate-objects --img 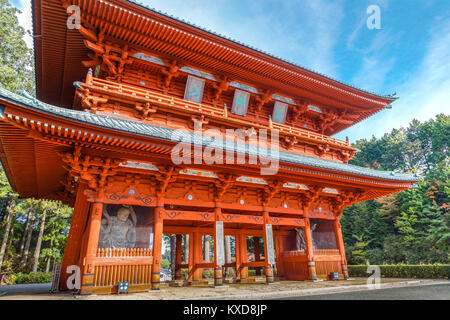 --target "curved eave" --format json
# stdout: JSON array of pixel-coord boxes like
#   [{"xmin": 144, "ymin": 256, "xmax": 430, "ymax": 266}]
[{"xmin": 0, "ymin": 87, "xmax": 419, "ymax": 193}]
